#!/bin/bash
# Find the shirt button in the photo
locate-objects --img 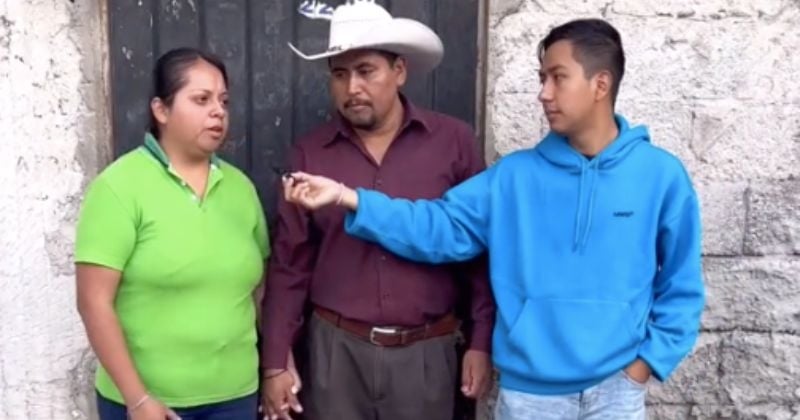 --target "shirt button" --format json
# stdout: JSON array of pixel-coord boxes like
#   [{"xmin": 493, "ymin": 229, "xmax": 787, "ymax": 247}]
[
  {"xmin": 375, "ymin": 178, "xmax": 383, "ymax": 187},
  {"xmin": 380, "ymin": 255, "xmax": 387, "ymax": 261}
]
